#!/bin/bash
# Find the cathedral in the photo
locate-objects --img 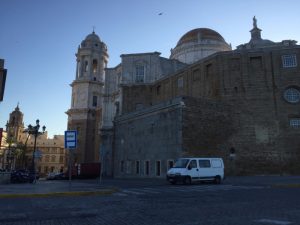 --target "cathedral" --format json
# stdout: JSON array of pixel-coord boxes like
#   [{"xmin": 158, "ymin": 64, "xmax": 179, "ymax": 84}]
[{"xmin": 67, "ymin": 18, "xmax": 300, "ymax": 177}]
